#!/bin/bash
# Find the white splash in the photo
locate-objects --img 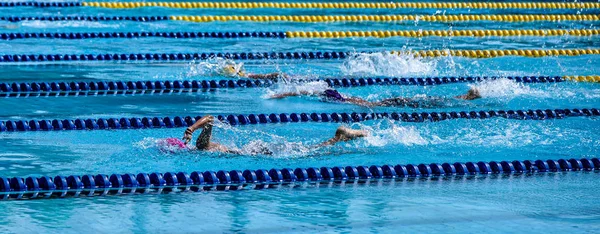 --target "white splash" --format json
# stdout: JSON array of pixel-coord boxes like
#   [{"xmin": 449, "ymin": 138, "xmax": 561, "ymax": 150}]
[
  {"xmin": 359, "ymin": 120, "xmax": 429, "ymax": 147},
  {"xmin": 340, "ymin": 52, "xmax": 438, "ymax": 77},
  {"xmin": 185, "ymin": 58, "xmax": 244, "ymax": 78},
  {"xmin": 134, "ymin": 137, "xmax": 190, "ymax": 154},
  {"xmin": 237, "ymin": 140, "xmax": 312, "ymax": 158},
  {"xmin": 469, "ymin": 78, "xmax": 548, "ymax": 99}
]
